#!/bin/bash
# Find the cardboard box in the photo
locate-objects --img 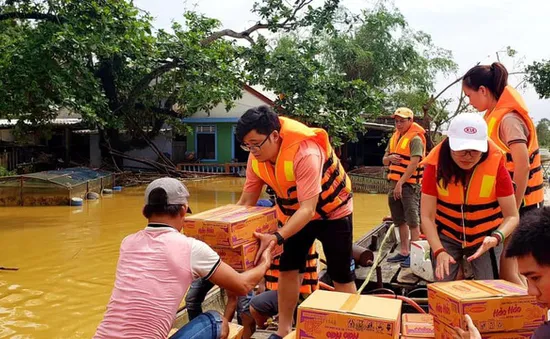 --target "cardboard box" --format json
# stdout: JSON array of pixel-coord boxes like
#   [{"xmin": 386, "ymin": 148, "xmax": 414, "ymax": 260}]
[
  {"xmin": 433, "ymin": 319, "xmax": 533, "ymax": 339},
  {"xmin": 183, "ymin": 204, "xmax": 278, "ymax": 247},
  {"xmin": 296, "ymin": 290, "xmax": 402, "ymax": 339},
  {"xmin": 428, "ymin": 280, "xmax": 546, "ymax": 334},
  {"xmin": 213, "ymin": 240, "xmax": 283, "ymax": 271},
  {"xmin": 402, "ymin": 313, "xmax": 434, "ymax": 338},
  {"xmin": 228, "ymin": 323, "xmax": 243, "ymax": 339},
  {"xmin": 283, "ymin": 331, "xmax": 296, "ymax": 339}
]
